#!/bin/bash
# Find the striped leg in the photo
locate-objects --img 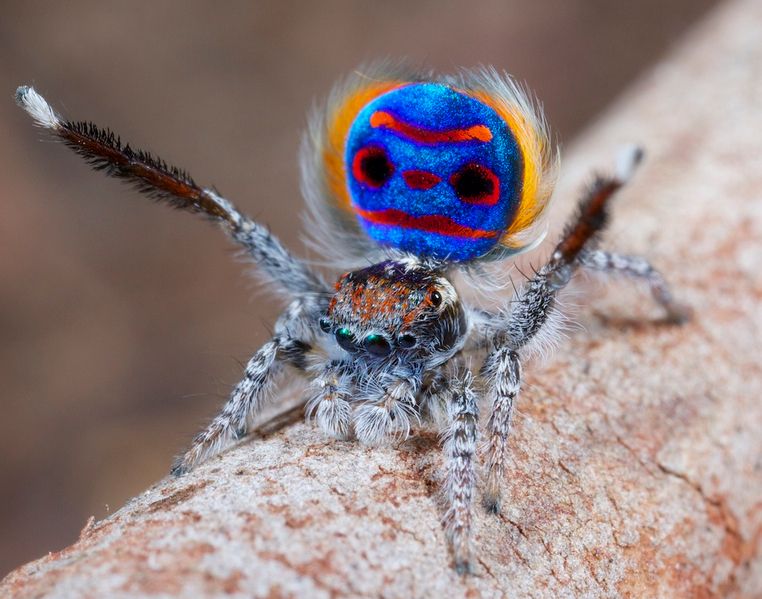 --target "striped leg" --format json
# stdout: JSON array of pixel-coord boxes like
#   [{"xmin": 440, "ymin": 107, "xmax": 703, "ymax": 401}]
[
  {"xmin": 480, "ymin": 348, "xmax": 521, "ymax": 513},
  {"xmin": 171, "ymin": 336, "xmax": 288, "ymax": 475},
  {"xmin": 476, "ymin": 147, "xmax": 650, "ymax": 513},
  {"xmin": 15, "ymin": 86, "xmax": 326, "ymax": 298},
  {"xmin": 442, "ymin": 369, "xmax": 479, "ymax": 574}
]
